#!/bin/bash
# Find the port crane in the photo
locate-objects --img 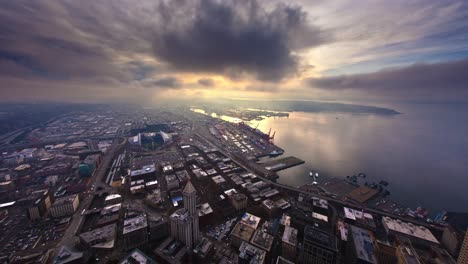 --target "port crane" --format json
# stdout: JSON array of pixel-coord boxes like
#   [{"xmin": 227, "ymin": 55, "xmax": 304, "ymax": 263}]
[{"xmin": 269, "ymin": 131, "xmax": 276, "ymax": 143}]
